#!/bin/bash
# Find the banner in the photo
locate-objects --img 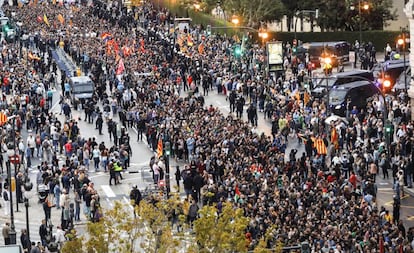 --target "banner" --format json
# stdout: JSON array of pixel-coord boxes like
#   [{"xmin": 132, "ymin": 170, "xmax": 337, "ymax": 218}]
[{"xmin": 267, "ymin": 42, "xmax": 283, "ymax": 65}]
